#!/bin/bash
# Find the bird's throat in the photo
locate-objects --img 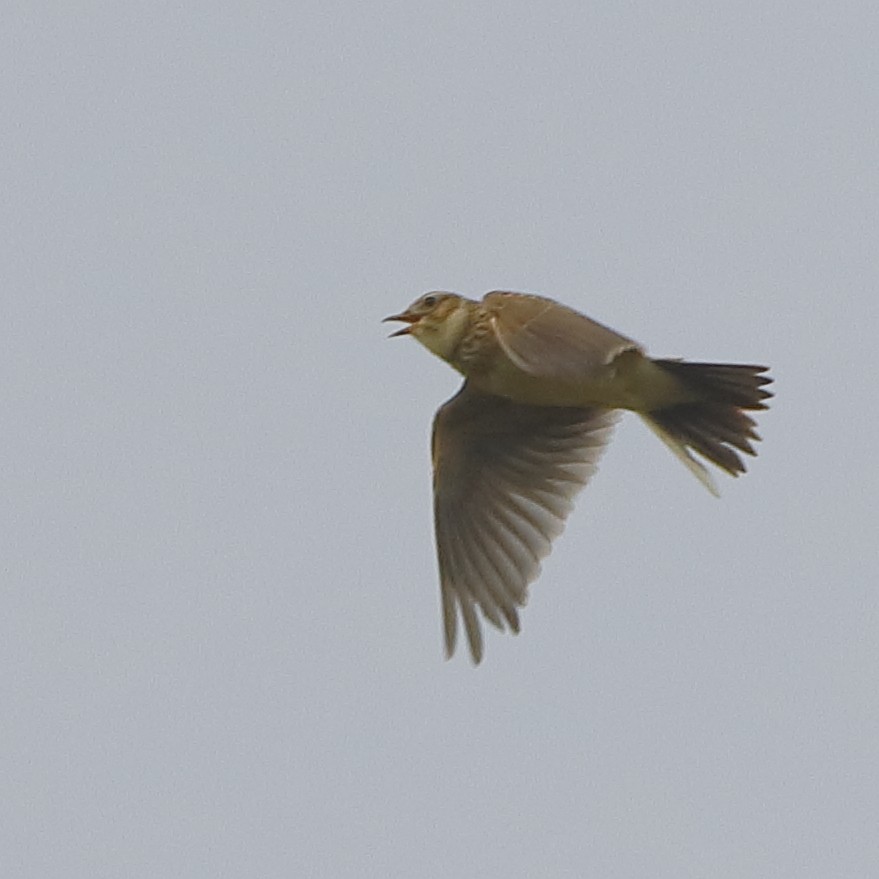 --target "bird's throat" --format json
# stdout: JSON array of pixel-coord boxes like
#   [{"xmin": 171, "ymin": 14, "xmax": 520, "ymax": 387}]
[{"xmin": 416, "ymin": 302, "xmax": 475, "ymax": 366}]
